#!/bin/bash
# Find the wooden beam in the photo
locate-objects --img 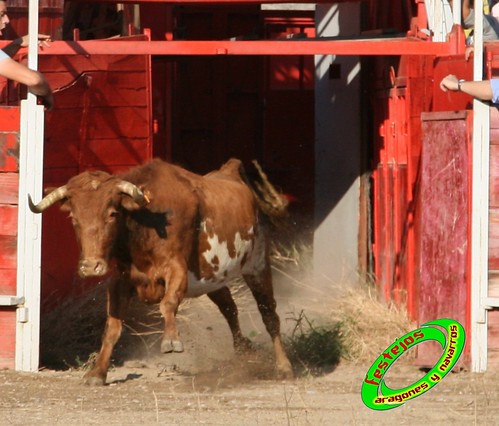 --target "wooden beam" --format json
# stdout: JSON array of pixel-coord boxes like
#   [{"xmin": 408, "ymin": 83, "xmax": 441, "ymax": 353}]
[
  {"xmin": 7, "ymin": 38, "xmax": 460, "ymax": 57},
  {"xmin": 67, "ymin": 0, "xmax": 347, "ymax": 3}
]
